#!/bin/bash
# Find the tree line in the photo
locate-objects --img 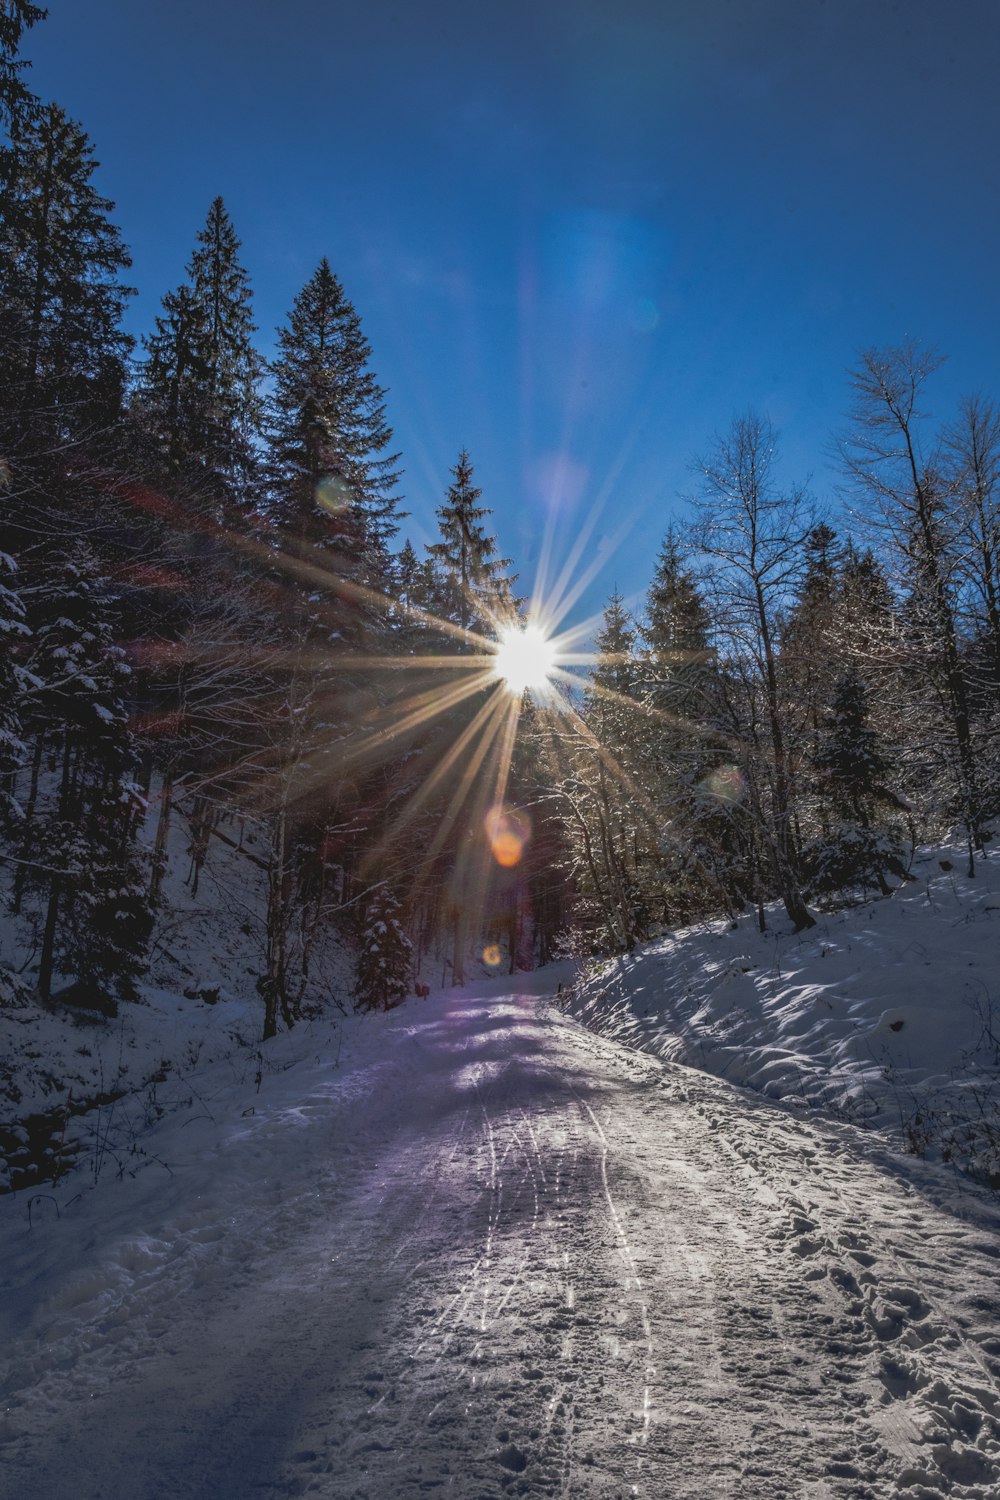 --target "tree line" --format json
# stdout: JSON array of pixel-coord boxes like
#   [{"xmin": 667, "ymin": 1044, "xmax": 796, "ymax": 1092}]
[
  {"xmin": 2, "ymin": 7, "xmax": 998, "ymax": 1033},
  {"xmin": 557, "ymin": 366, "xmax": 1000, "ymax": 952},
  {"xmin": 0, "ymin": 6, "xmax": 562, "ymax": 1029}
]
